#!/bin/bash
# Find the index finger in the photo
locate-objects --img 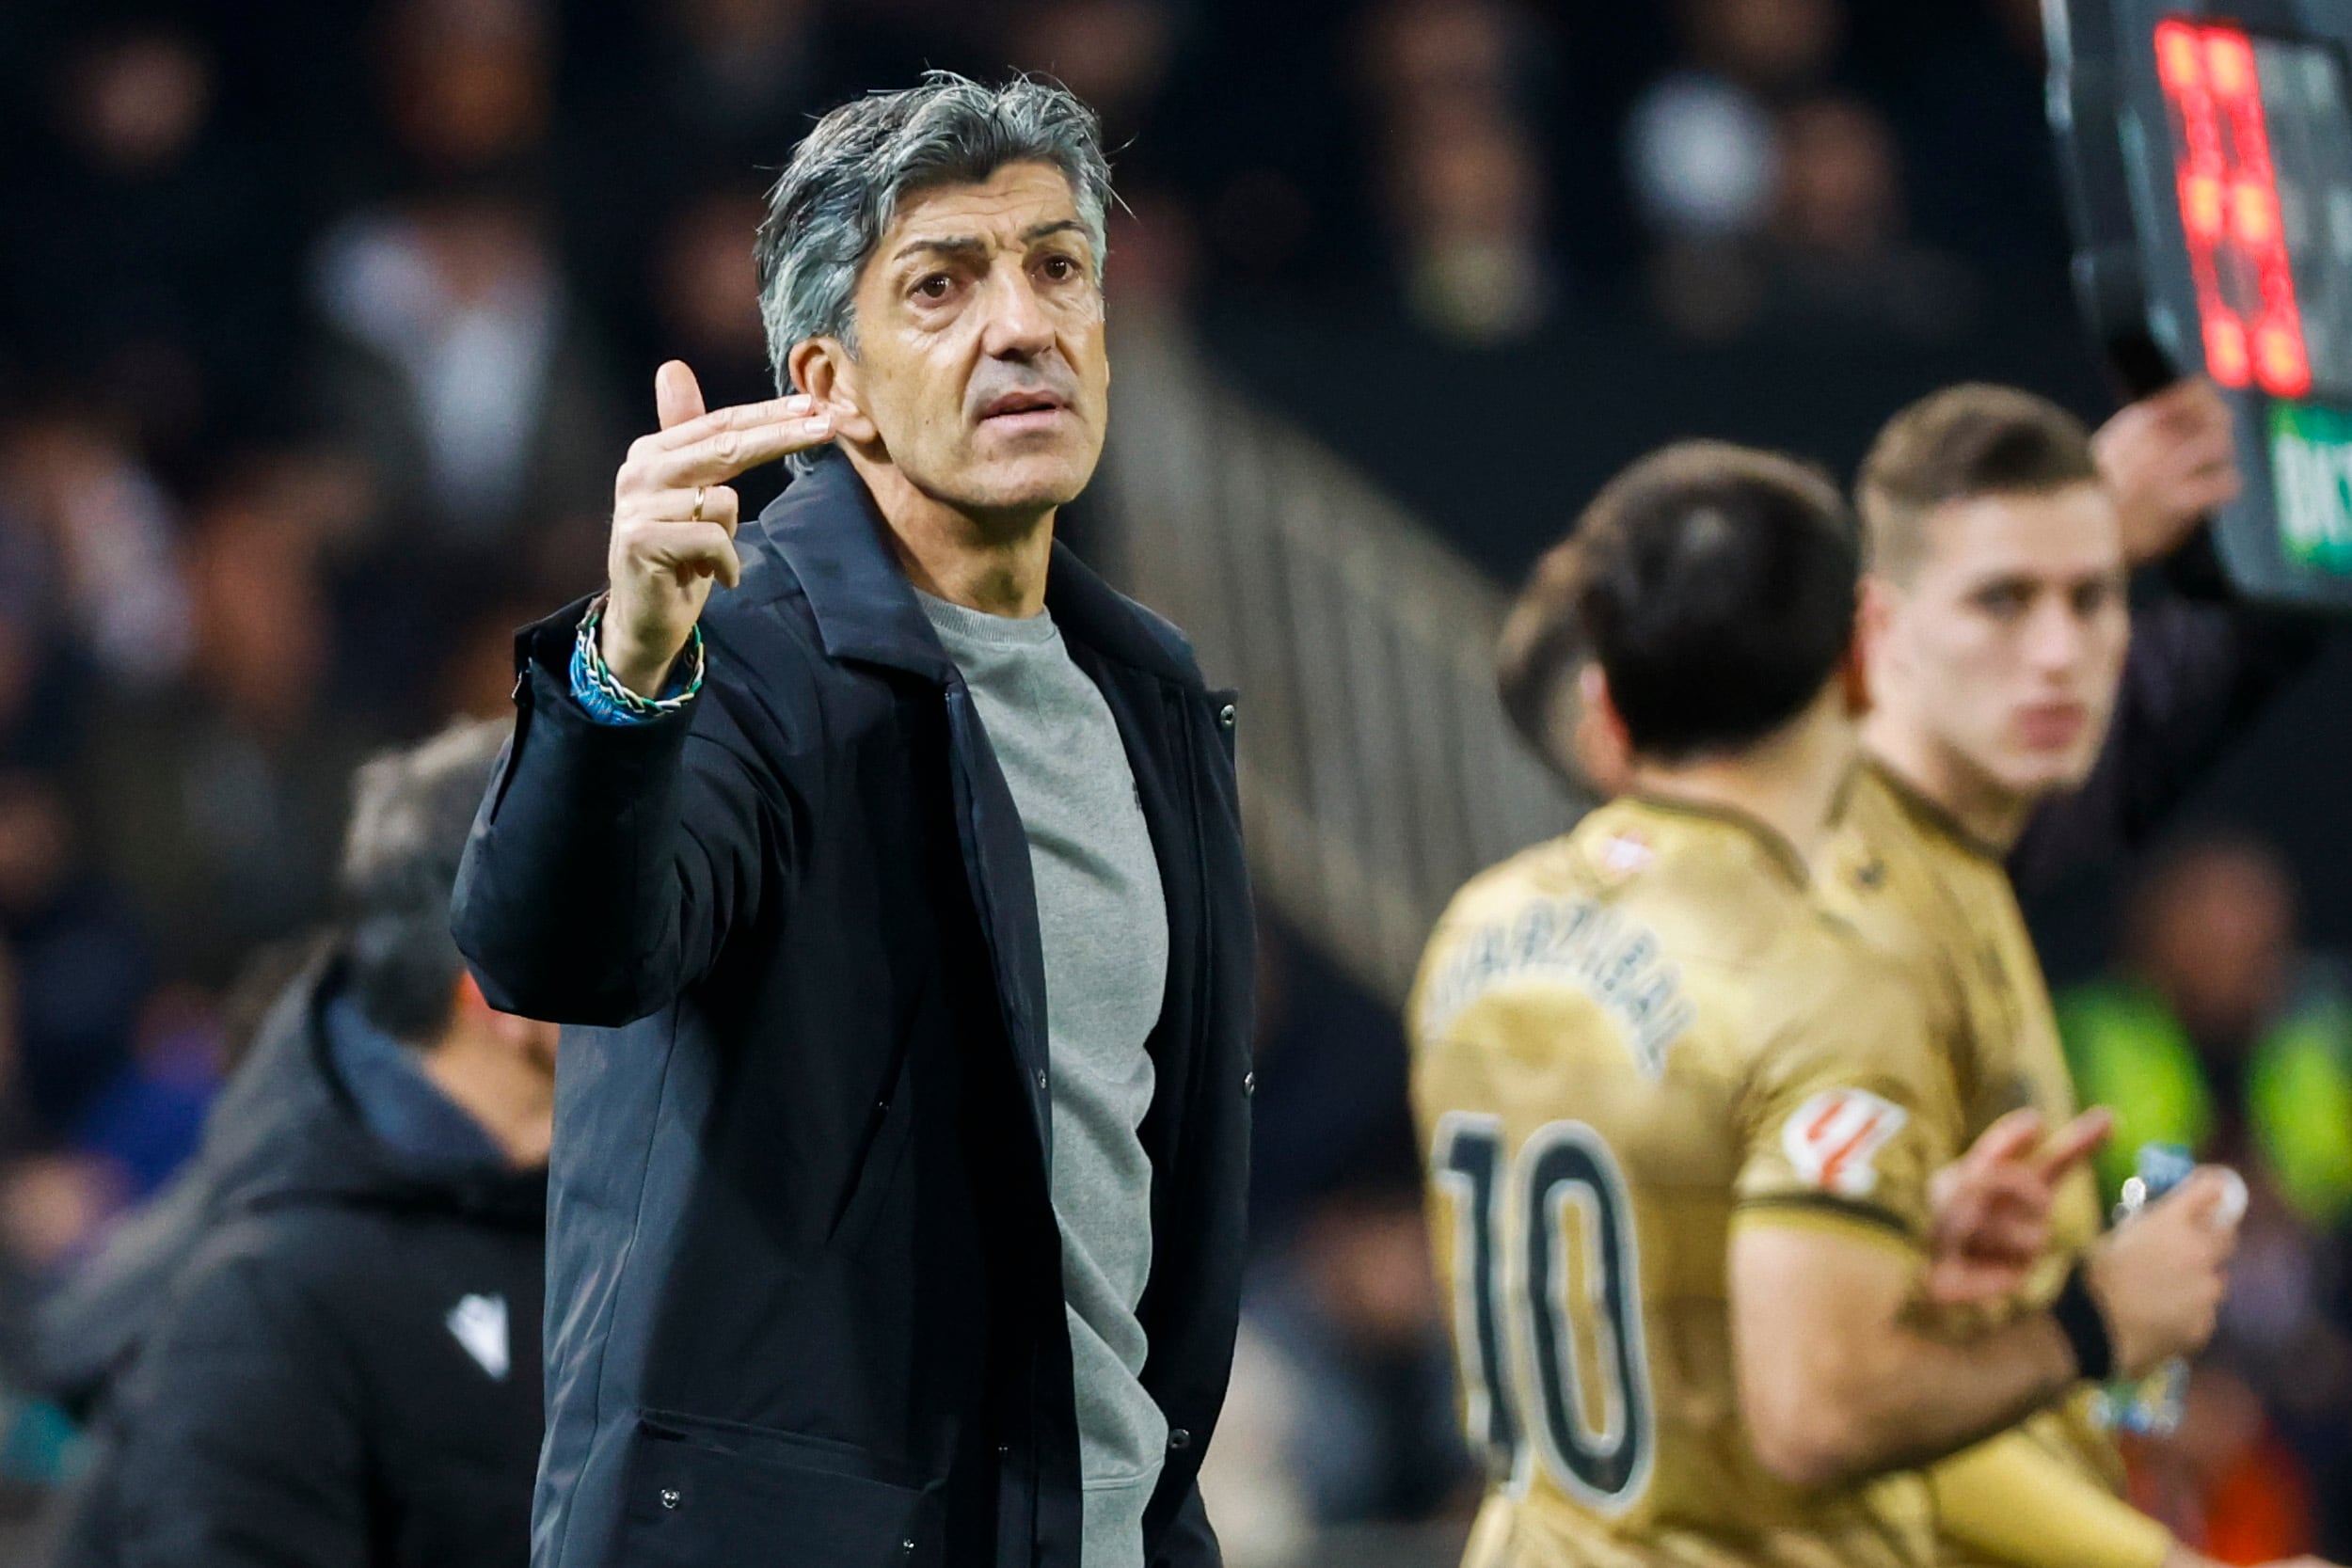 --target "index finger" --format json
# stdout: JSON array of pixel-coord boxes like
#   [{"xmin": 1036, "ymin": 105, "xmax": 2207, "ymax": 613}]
[
  {"xmin": 2032, "ymin": 1108, "xmax": 2113, "ymax": 1183},
  {"xmin": 656, "ymin": 415, "xmax": 835, "ymax": 485},
  {"xmin": 1964, "ymin": 1108, "xmax": 2047, "ymax": 1173},
  {"xmin": 652, "ymin": 394, "xmax": 820, "ymax": 451}
]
